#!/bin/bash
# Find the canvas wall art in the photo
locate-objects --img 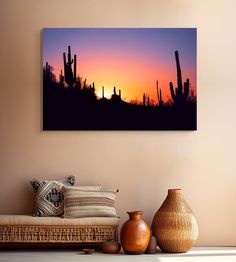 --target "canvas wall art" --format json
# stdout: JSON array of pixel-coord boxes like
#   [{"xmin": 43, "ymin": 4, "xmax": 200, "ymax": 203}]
[{"xmin": 43, "ymin": 28, "xmax": 196, "ymax": 130}]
